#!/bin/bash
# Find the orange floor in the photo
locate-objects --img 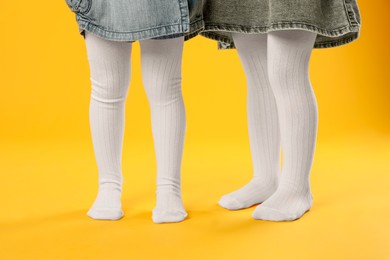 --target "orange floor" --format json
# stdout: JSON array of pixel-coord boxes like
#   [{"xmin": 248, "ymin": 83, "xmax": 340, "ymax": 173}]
[{"xmin": 1, "ymin": 133, "xmax": 389, "ymax": 259}]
